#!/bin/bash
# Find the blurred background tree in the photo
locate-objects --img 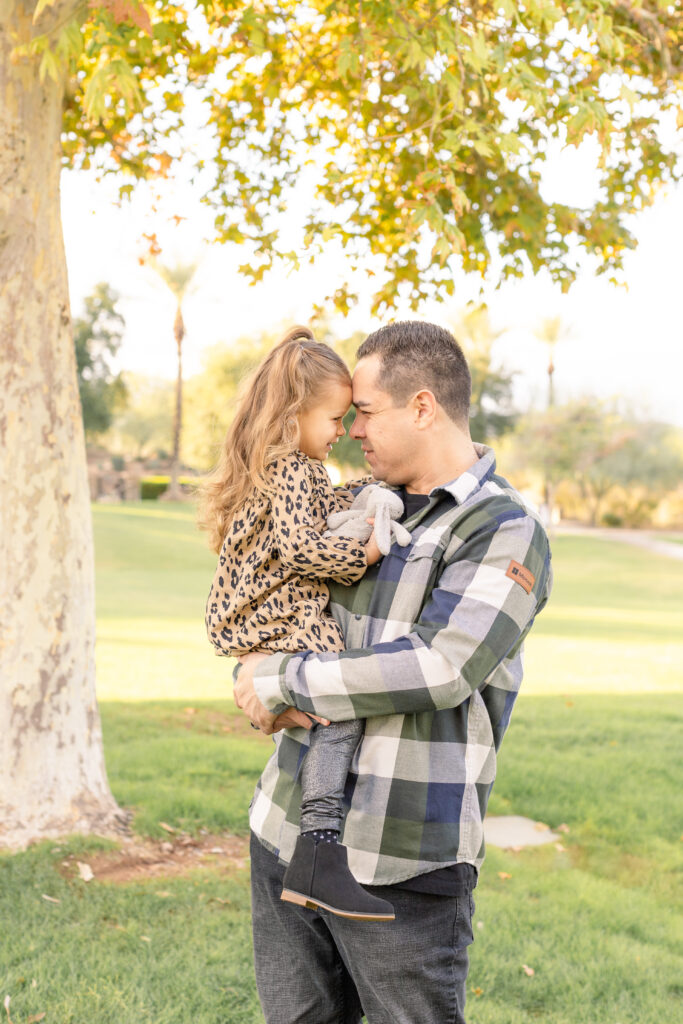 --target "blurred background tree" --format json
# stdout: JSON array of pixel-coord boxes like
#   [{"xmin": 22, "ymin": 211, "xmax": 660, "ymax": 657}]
[
  {"xmin": 506, "ymin": 400, "xmax": 683, "ymax": 527},
  {"xmin": 451, "ymin": 304, "xmax": 517, "ymax": 444},
  {"xmin": 105, "ymin": 374, "xmax": 173, "ymax": 461},
  {"xmin": 74, "ymin": 282, "xmax": 127, "ymax": 438}
]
